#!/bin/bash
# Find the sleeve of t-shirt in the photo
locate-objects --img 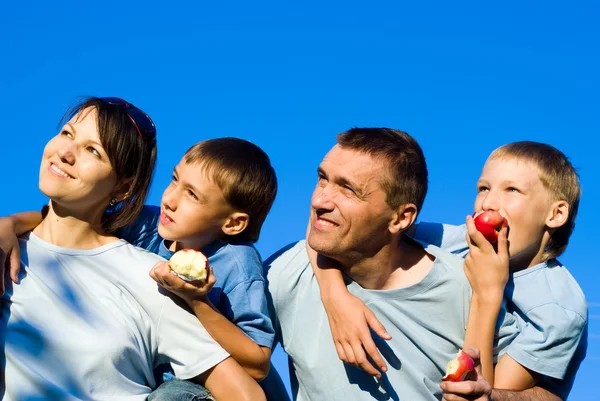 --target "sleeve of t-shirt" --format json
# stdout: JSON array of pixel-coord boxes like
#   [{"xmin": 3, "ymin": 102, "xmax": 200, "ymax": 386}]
[
  {"xmin": 156, "ymin": 293, "xmax": 230, "ymax": 380},
  {"xmin": 413, "ymin": 222, "xmax": 469, "ymax": 258},
  {"xmin": 505, "ymin": 303, "xmax": 587, "ymax": 379},
  {"xmin": 116, "ymin": 205, "xmax": 162, "ymax": 251},
  {"xmin": 224, "ymin": 278, "xmax": 275, "ymax": 348},
  {"xmin": 263, "ymin": 241, "xmax": 304, "ymax": 349}
]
